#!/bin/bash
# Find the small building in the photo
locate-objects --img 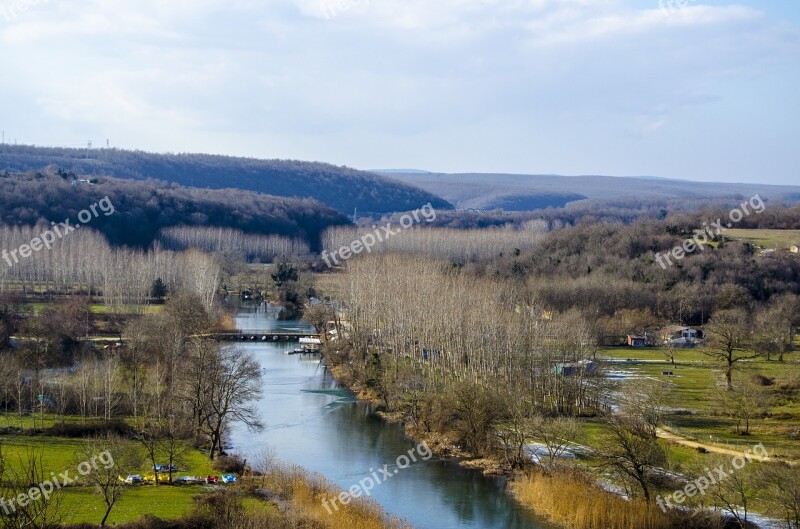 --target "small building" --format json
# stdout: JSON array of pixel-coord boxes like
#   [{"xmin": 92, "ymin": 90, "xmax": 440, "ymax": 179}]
[
  {"xmin": 298, "ymin": 336, "xmax": 322, "ymax": 352},
  {"xmin": 659, "ymin": 325, "xmax": 703, "ymax": 346},
  {"xmin": 627, "ymin": 335, "xmax": 647, "ymax": 347},
  {"xmin": 555, "ymin": 360, "xmax": 598, "ymax": 377}
]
